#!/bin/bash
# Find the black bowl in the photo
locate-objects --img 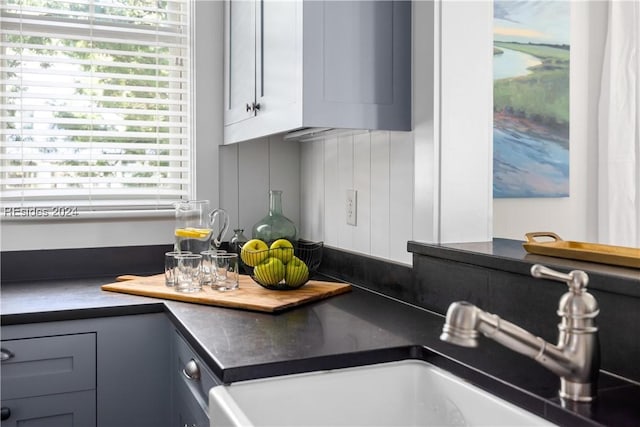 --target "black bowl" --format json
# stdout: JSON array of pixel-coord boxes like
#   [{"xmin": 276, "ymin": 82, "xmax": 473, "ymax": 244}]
[{"xmin": 239, "ymin": 240, "xmax": 323, "ymax": 290}]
